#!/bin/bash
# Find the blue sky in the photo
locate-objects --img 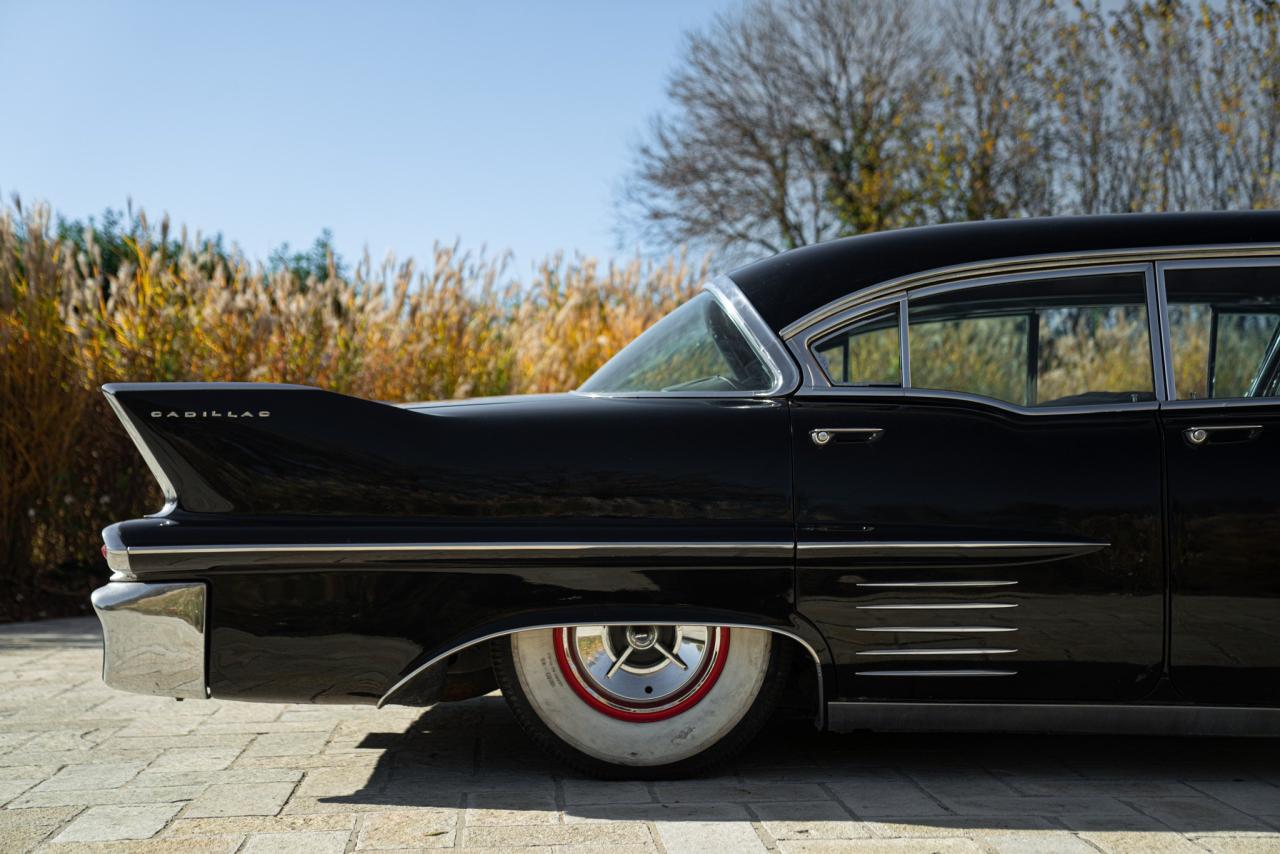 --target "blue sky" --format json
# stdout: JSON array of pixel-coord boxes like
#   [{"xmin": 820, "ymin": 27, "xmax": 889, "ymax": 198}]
[{"xmin": 0, "ymin": 1, "xmax": 731, "ymax": 271}]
